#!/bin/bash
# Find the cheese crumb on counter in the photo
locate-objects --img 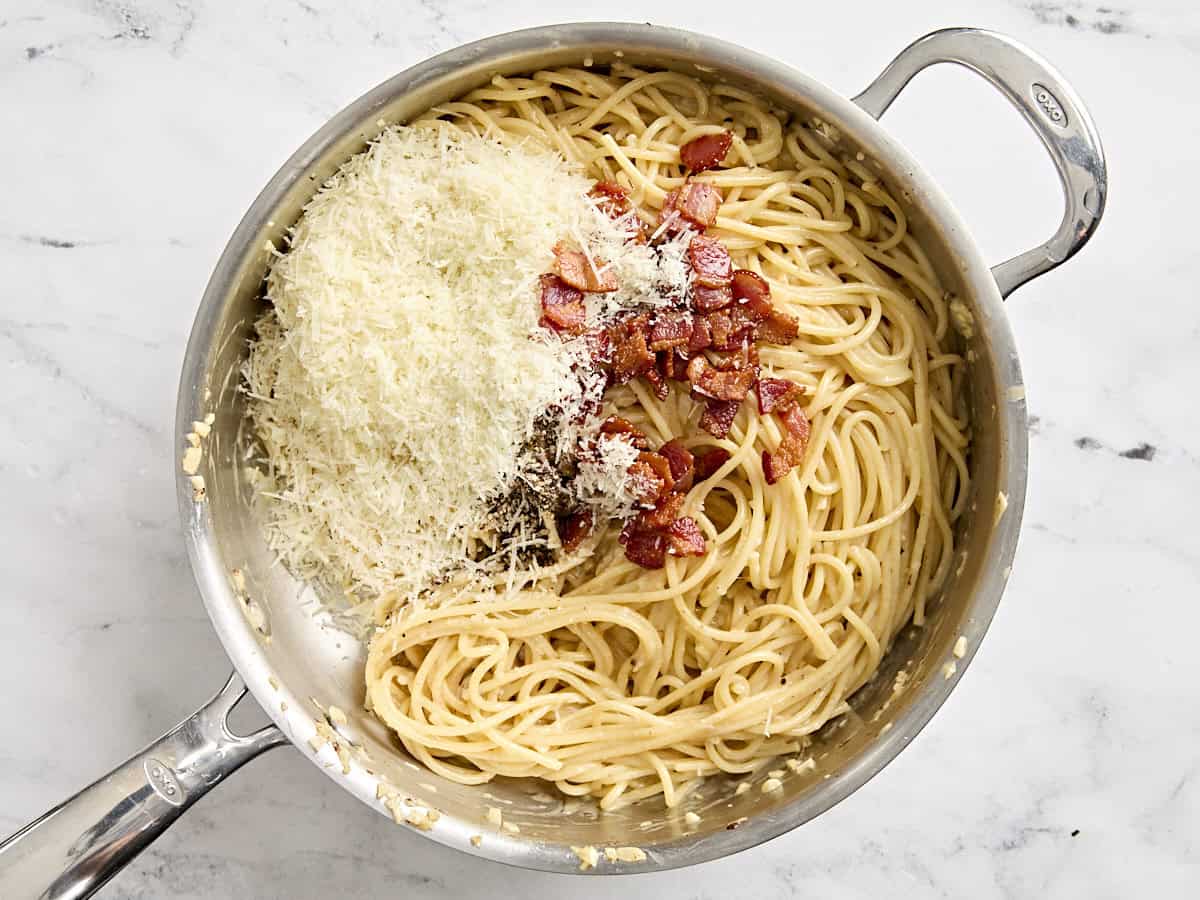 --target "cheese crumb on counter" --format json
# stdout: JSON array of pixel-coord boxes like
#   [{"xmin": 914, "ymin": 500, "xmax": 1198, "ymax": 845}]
[
  {"xmin": 953, "ymin": 636, "xmax": 968, "ymax": 659},
  {"xmin": 761, "ymin": 777, "xmax": 783, "ymax": 793},
  {"xmin": 684, "ymin": 811, "xmax": 701, "ymax": 827},
  {"xmin": 486, "ymin": 806, "xmax": 504, "ymax": 828}
]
